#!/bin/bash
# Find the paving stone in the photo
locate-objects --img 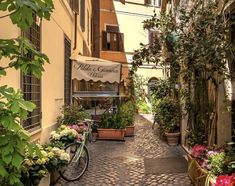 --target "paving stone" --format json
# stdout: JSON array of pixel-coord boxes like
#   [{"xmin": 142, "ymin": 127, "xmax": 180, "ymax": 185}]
[{"xmin": 57, "ymin": 115, "xmax": 192, "ymax": 186}]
